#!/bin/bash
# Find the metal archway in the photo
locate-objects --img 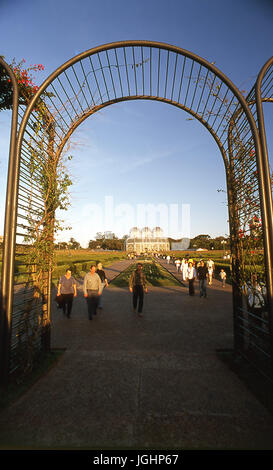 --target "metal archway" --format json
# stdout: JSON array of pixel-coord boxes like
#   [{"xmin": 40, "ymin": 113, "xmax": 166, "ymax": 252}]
[{"xmin": 1, "ymin": 41, "xmax": 273, "ymax": 383}]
